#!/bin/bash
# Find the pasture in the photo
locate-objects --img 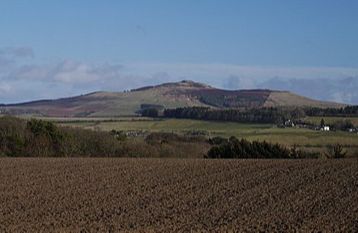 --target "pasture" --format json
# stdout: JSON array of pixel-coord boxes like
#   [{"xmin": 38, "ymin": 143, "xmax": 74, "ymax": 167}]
[
  {"xmin": 54, "ymin": 117, "xmax": 358, "ymax": 156},
  {"xmin": 305, "ymin": 116, "xmax": 358, "ymax": 126}
]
